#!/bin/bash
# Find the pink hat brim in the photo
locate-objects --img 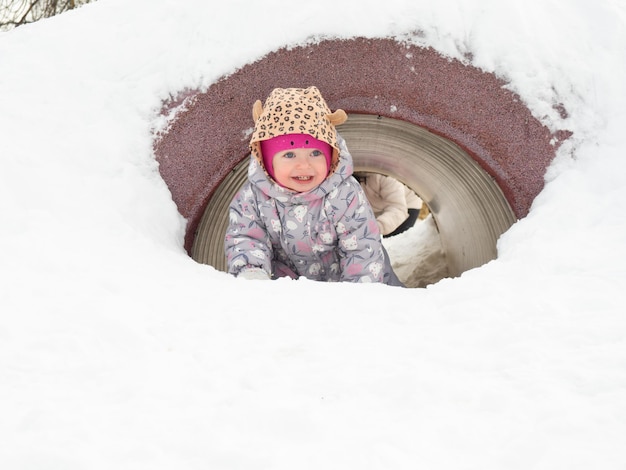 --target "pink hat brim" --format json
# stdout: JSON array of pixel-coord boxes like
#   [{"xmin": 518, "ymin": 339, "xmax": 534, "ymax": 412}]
[{"xmin": 260, "ymin": 134, "xmax": 332, "ymax": 180}]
